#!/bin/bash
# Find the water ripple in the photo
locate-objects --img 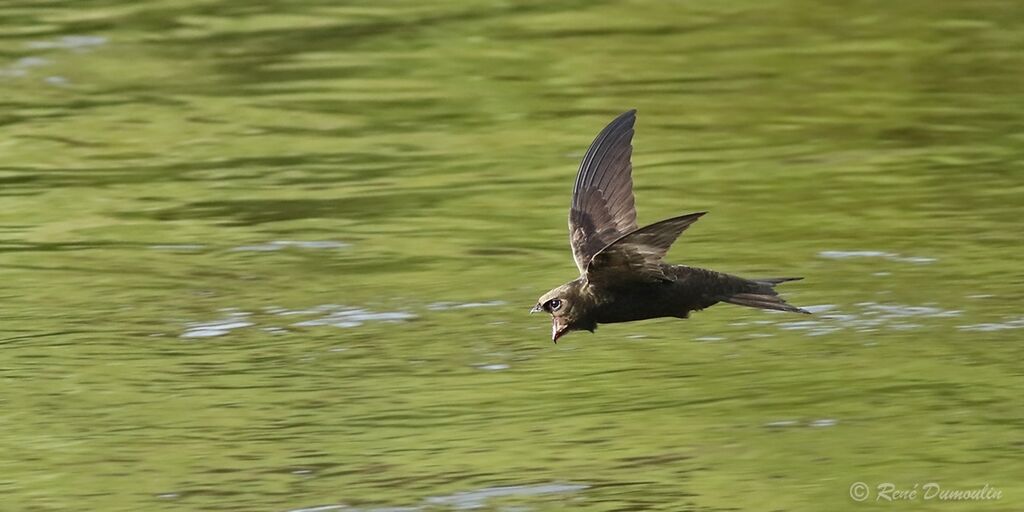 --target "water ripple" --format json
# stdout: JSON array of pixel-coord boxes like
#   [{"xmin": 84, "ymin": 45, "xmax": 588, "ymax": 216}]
[
  {"xmin": 425, "ymin": 483, "xmax": 589, "ymax": 509},
  {"xmin": 819, "ymin": 250, "xmax": 937, "ymax": 264},
  {"xmin": 290, "ymin": 307, "xmax": 415, "ymax": 328},
  {"xmin": 181, "ymin": 311, "xmax": 254, "ymax": 339},
  {"xmin": 958, "ymin": 317, "xmax": 1024, "ymax": 332},
  {"xmin": 26, "ymin": 35, "xmax": 108, "ymax": 50},
  {"xmin": 769, "ymin": 302, "xmax": 961, "ymax": 337},
  {"xmin": 286, "ymin": 482, "xmax": 588, "ymax": 512},
  {"xmin": 181, "ymin": 305, "xmax": 415, "ymax": 338},
  {"xmin": 427, "ymin": 300, "xmax": 506, "ymax": 311},
  {"xmin": 232, "ymin": 240, "xmax": 350, "ymax": 252}
]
